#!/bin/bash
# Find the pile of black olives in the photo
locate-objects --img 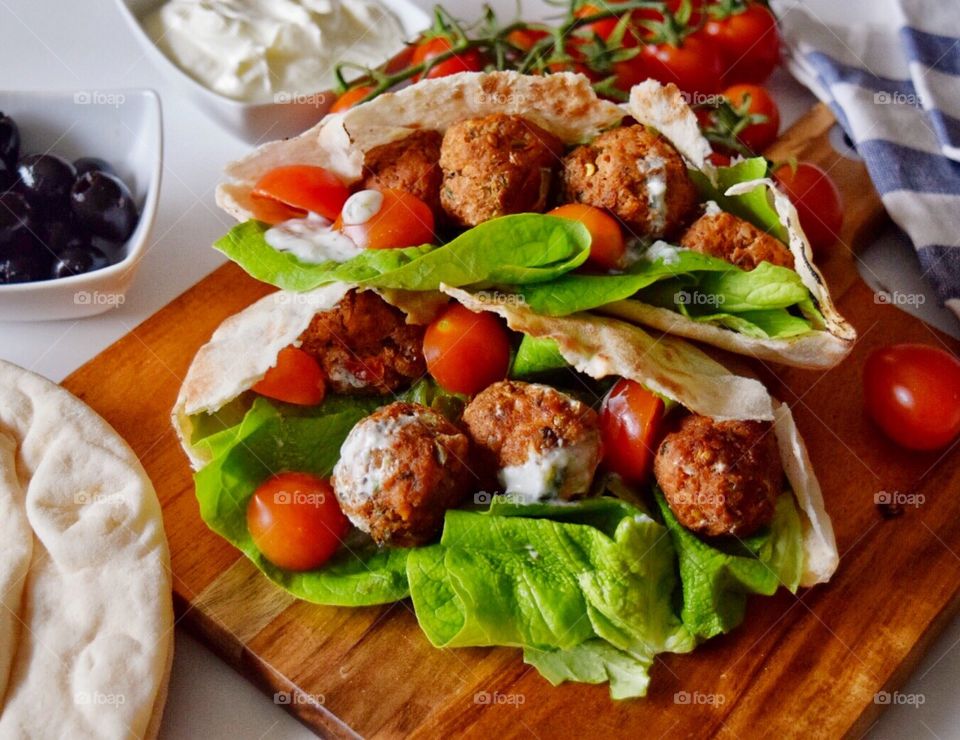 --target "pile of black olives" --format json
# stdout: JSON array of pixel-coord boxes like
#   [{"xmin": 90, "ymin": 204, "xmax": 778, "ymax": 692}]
[{"xmin": 0, "ymin": 111, "xmax": 140, "ymax": 284}]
